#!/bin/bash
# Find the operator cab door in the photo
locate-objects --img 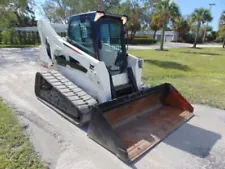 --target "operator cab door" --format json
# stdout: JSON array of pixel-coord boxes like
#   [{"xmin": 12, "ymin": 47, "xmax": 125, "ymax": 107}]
[
  {"xmin": 68, "ymin": 15, "xmax": 96, "ymax": 58},
  {"xmin": 94, "ymin": 17, "xmax": 126, "ymax": 75}
]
